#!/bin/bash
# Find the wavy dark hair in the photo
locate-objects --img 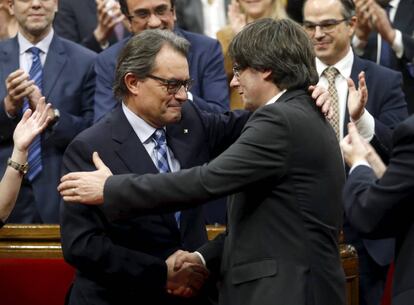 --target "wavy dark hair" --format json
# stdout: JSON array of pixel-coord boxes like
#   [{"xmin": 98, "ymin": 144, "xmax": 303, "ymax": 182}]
[{"xmin": 229, "ymin": 18, "xmax": 319, "ymax": 90}]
